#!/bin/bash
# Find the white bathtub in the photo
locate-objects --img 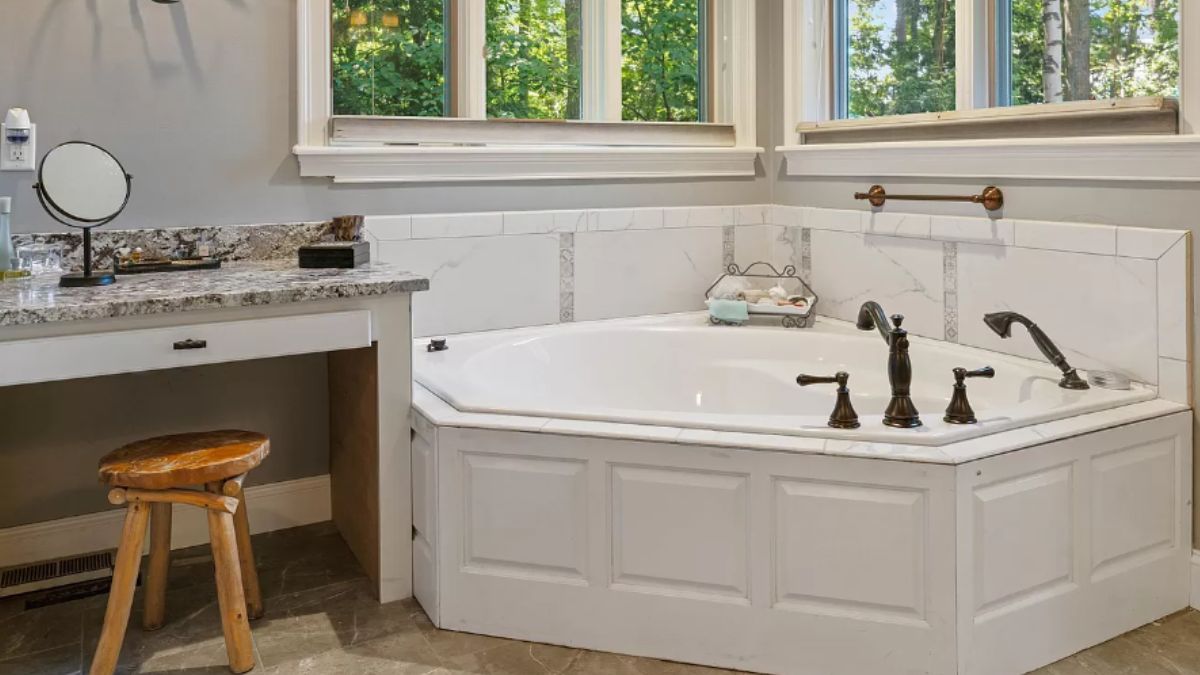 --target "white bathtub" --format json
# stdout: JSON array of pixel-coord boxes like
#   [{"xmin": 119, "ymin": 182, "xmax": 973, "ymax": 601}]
[
  {"xmin": 410, "ymin": 314, "xmax": 1191, "ymax": 675},
  {"xmin": 415, "ymin": 313, "xmax": 1155, "ymax": 446}
]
